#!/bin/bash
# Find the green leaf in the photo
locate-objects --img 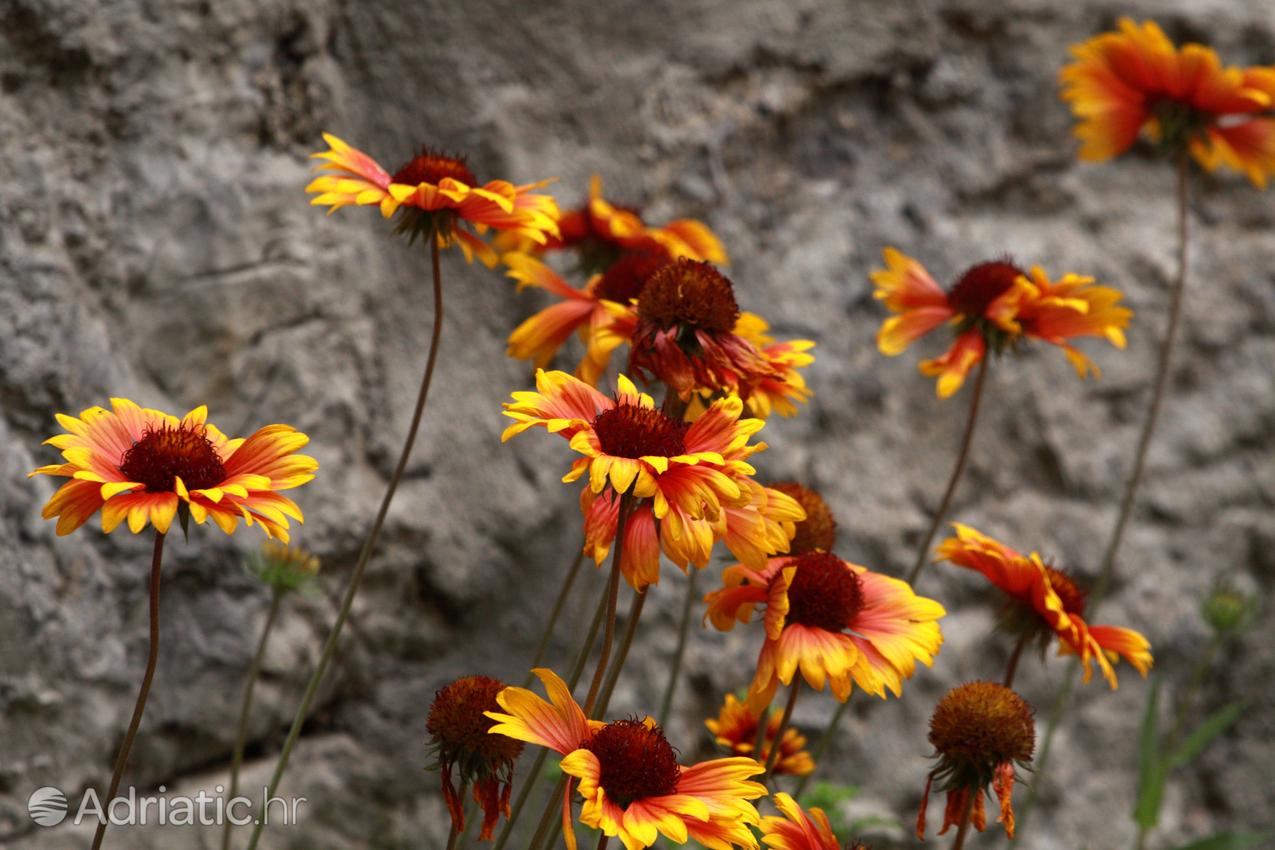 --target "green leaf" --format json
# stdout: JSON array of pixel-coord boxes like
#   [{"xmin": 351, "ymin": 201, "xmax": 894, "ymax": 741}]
[
  {"xmin": 1169, "ymin": 701, "xmax": 1246, "ymax": 770},
  {"xmin": 1167, "ymin": 830, "xmax": 1273, "ymax": 850},
  {"xmin": 1133, "ymin": 676, "xmax": 1165, "ymax": 829}
]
